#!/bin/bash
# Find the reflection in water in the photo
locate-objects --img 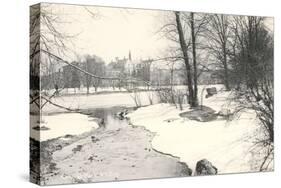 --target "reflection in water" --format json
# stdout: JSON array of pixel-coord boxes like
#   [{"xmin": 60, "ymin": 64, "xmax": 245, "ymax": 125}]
[{"xmin": 82, "ymin": 106, "xmax": 136, "ymax": 131}]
